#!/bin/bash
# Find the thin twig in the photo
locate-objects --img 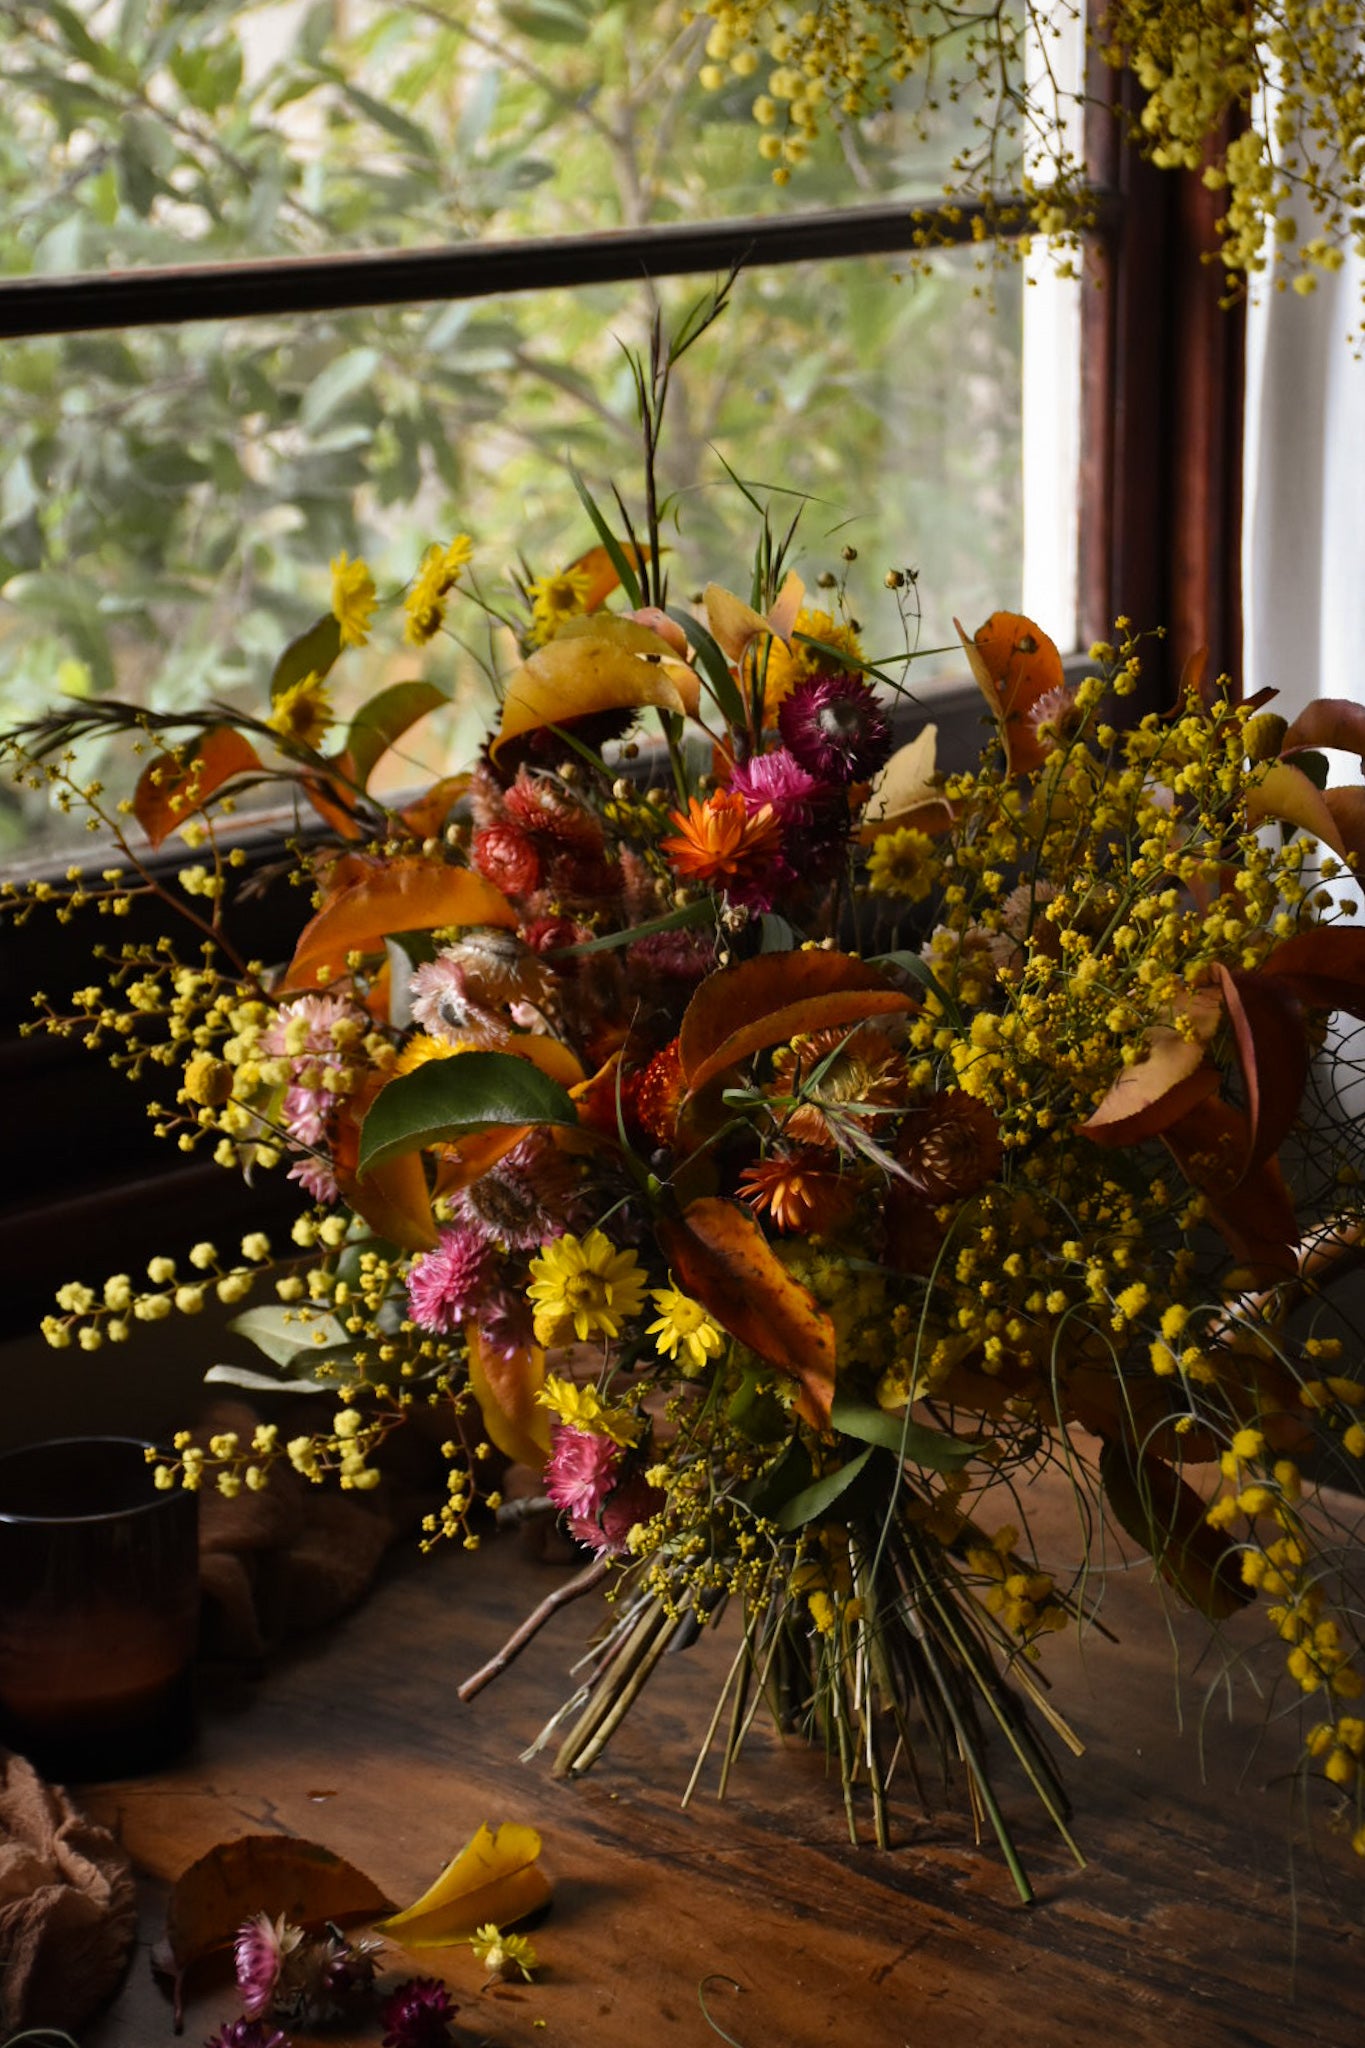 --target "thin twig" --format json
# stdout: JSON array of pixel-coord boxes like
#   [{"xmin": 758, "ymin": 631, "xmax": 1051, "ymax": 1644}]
[{"xmin": 458, "ymin": 1556, "xmax": 609, "ymax": 1703}]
